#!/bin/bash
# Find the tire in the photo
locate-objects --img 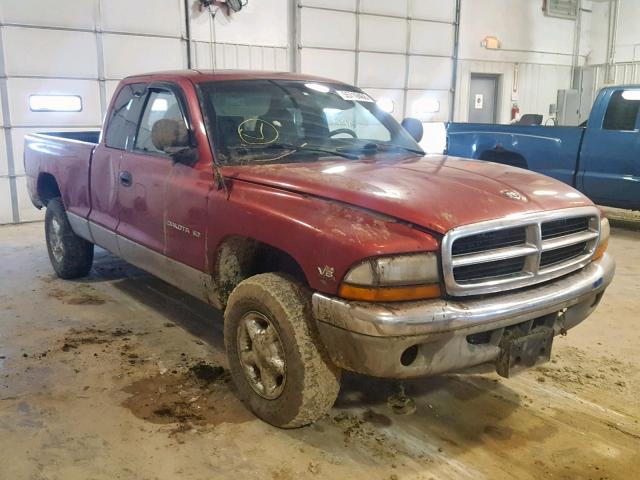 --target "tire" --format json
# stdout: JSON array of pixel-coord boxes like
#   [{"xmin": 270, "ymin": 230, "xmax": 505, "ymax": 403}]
[
  {"xmin": 224, "ymin": 273, "xmax": 341, "ymax": 428},
  {"xmin": 44, "ymin": 197, "xmax": 94, "ymax": 279}
]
